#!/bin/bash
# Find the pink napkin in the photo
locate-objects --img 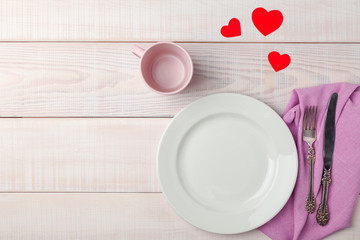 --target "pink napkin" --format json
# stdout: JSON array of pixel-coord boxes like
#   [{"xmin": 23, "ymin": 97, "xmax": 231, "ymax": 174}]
[{"xmin": 259, "ymin": 83, "xmax": 360, "ymax": 240}]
